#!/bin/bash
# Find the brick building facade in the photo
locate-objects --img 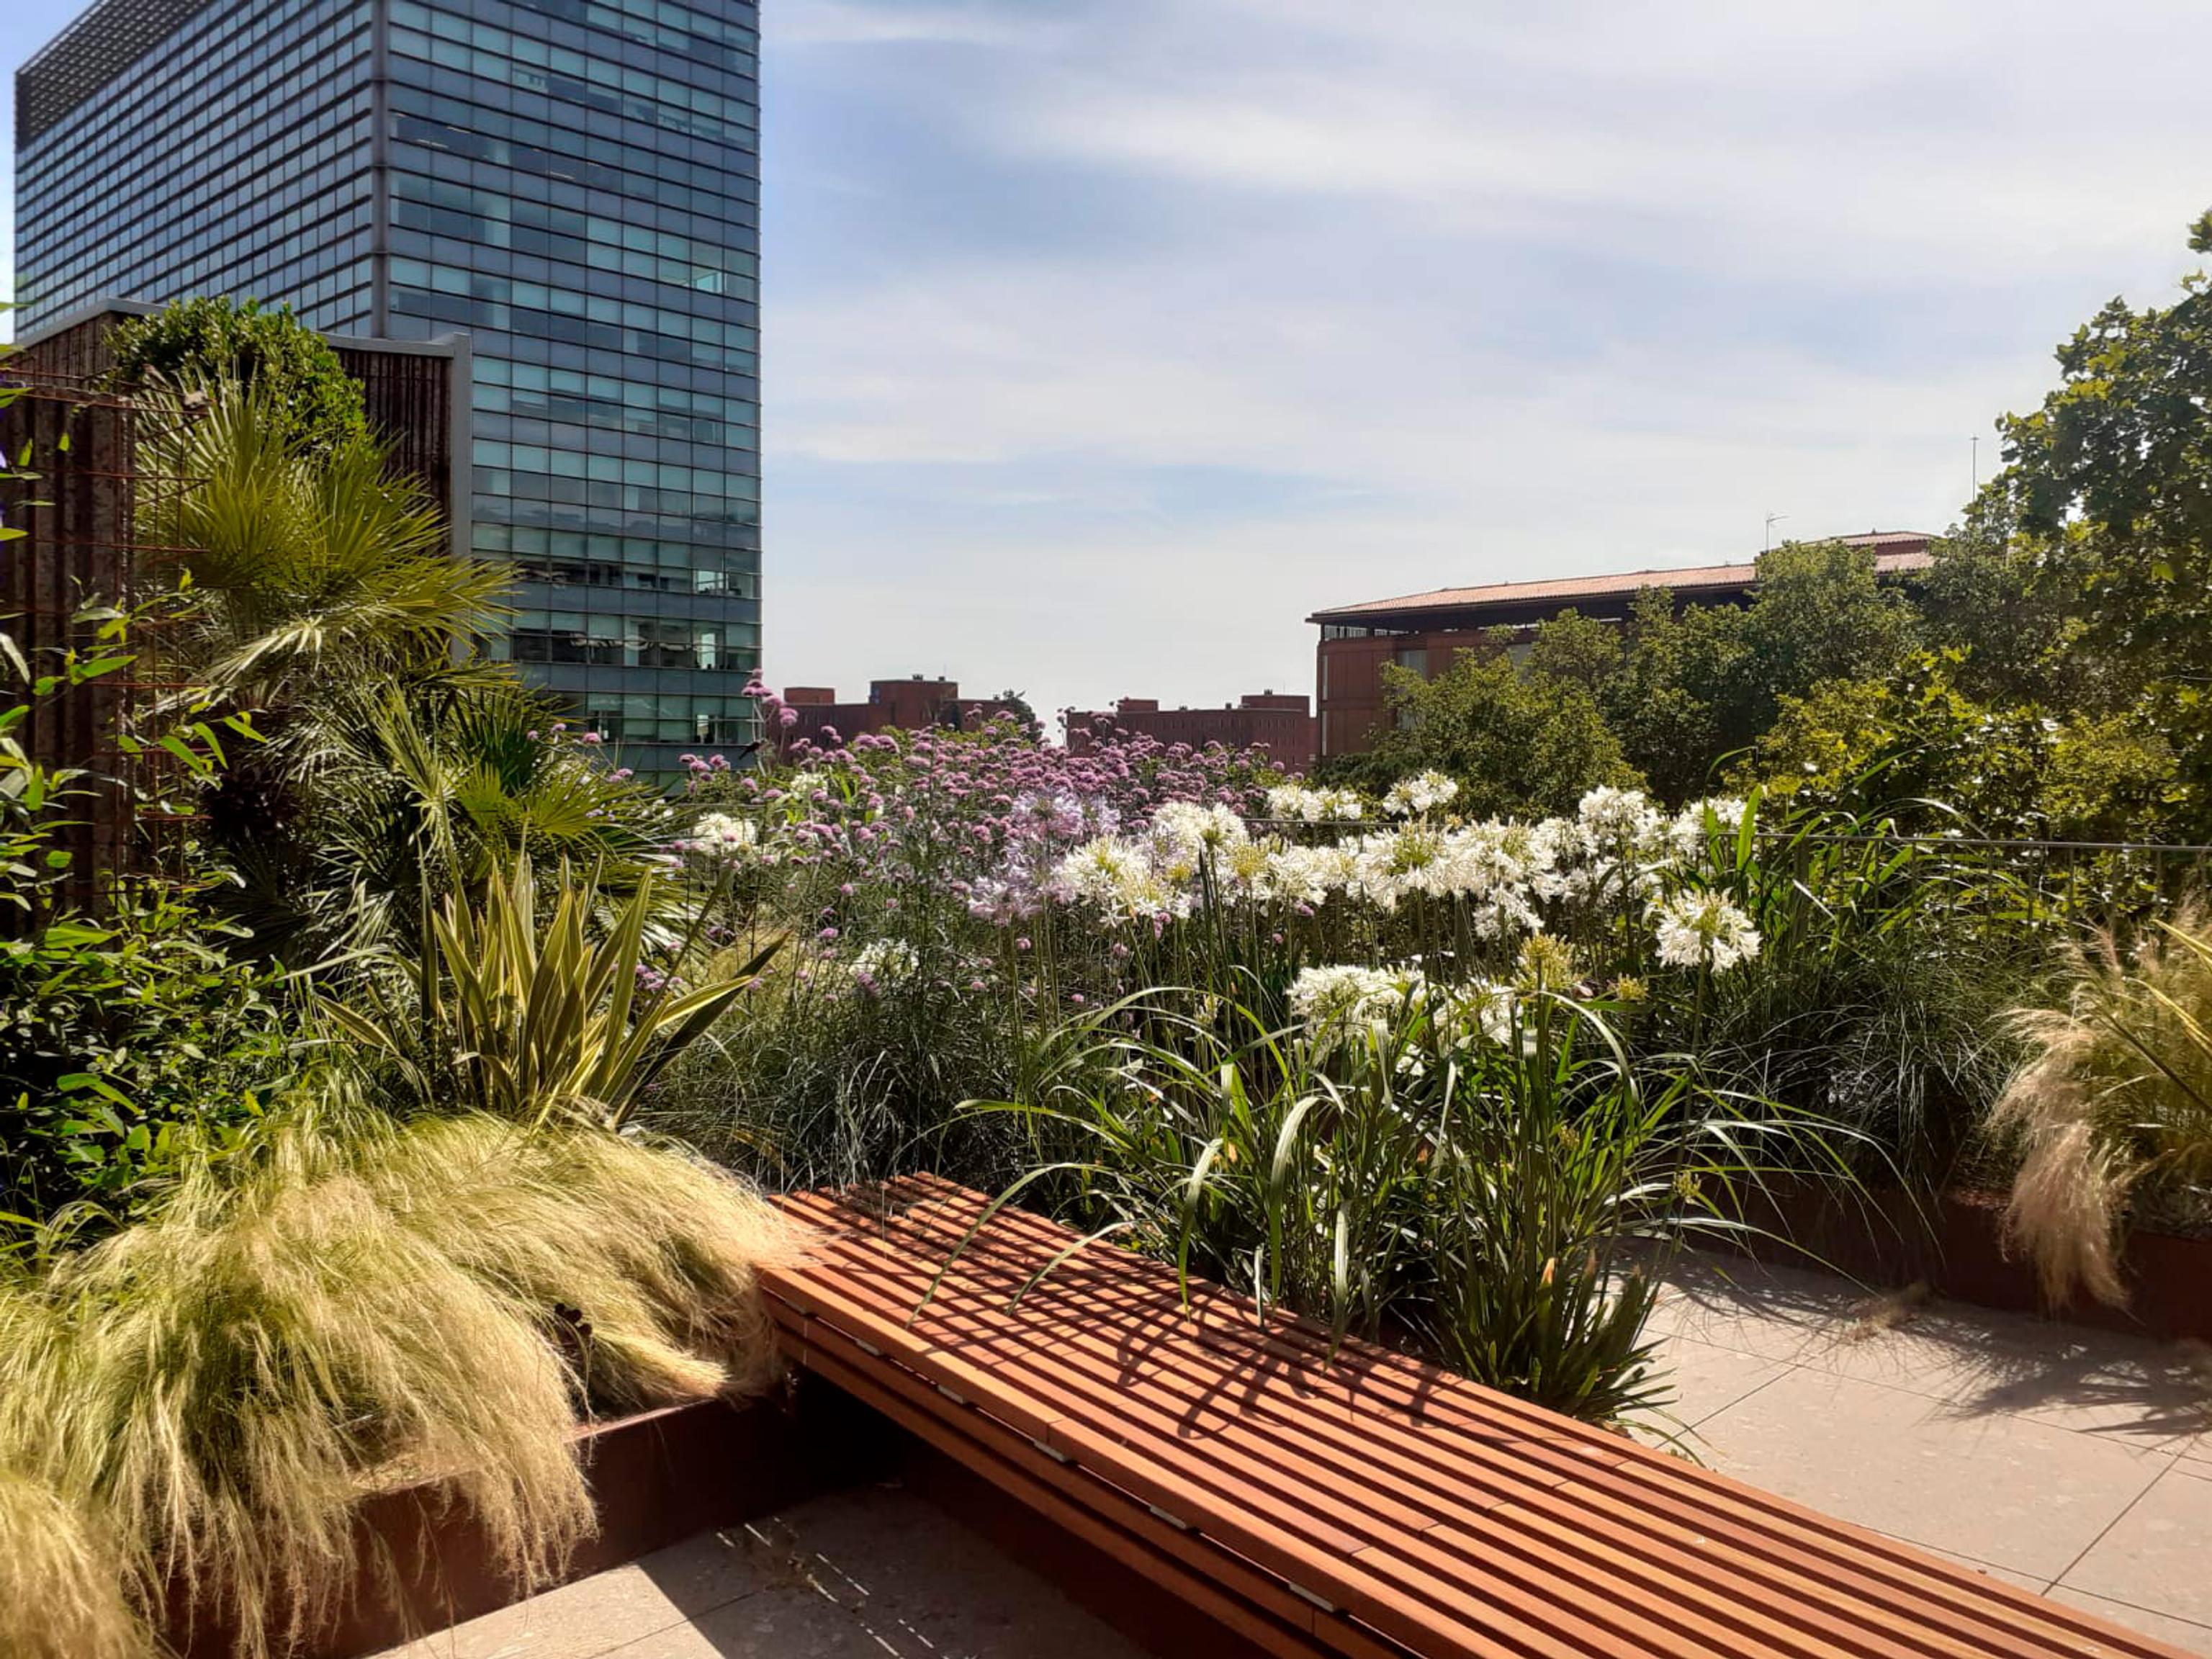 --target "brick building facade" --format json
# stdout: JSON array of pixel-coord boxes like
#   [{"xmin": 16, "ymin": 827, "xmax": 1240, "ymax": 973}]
[
  {"xmin": 1064, "ymin": 693, "xmax": 1316, "ymax": 773},
  {"xmin": 1307, "ymin": 532, "xmax": 1933, "ymax": 762},
  {"xmin": 776, "ymin": 677, "xmax": 1021, "ymax": 751}
]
